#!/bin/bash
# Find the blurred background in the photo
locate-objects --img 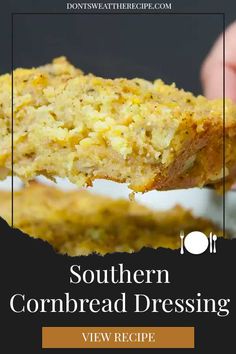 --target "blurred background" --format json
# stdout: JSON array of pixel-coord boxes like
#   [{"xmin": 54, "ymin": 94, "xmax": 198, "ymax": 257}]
[
  {"xmin": 0, "ymin": 0, "xmax": 235, "ymax": 233},
  {"xmin": 5, "ymin": 13, "xmax": 234, "ymax": 94}
]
